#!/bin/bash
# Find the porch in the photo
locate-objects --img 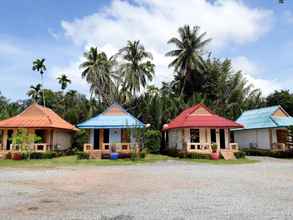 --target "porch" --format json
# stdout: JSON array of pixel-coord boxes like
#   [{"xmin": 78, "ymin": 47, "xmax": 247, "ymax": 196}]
[
  {"xmin": 83, "ymin": 128, "xmax": 137, "ymax": 155},
  {"xmin": 0, "ymin": 128, "xmax": 55, "ymax": 153},
  {"xmin": 167, "ymin": 127, "xmax": 239, "ymax": 154}
]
